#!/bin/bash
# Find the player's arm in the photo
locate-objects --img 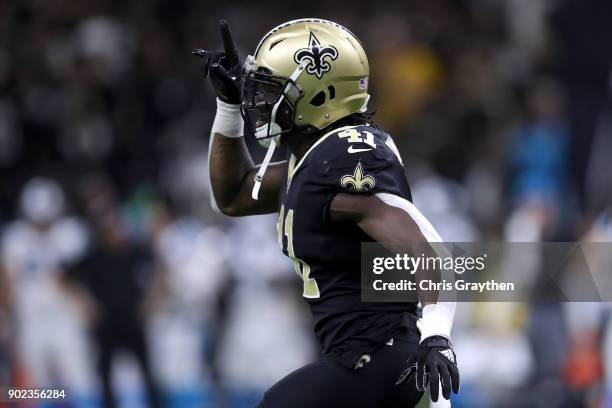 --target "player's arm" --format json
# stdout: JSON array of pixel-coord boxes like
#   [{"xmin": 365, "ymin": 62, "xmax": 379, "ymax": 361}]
[
  {"xmin": 209, "ymin": 123, "xmax": 285, "ymax": 216},
  {"xmin": 329, "ymin": 193, "xmax": 441, "ymax": 306},
  {"xmin": 194, "ymin": 20, "xmax": 283, "ymax": 216},
  {"xmin": 329, "ymin": 192, "xmax": 460, "ymax": 402}
]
